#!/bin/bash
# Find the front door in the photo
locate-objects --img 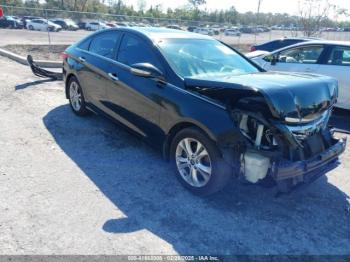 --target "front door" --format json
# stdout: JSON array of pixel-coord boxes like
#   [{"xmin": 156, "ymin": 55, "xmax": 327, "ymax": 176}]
[
  {"xmin": 105, "ymin": 33, "xmax": 165, "ymax": 142},
  {"xmin": 265, "ymin": 45, "xmax": 324, "ymax": 74}
]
